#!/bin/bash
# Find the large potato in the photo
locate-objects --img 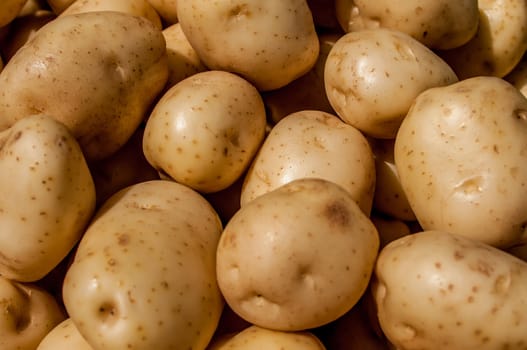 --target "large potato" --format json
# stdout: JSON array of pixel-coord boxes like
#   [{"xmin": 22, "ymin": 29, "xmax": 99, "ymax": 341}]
[
  {"xmin": 374, "ymin": 230, "xmax": 527, "ymax": 349},
  {"xmin": 143, "ymin": 70, "xmax": 267, "ymax": 193},
  {"xmin": 394, "ymin": 76, "xmax": 527, "ymax": 248},
  {"xmin": 37, "ymin": 318, "xmax": 93, "ymax": 350},
  {"xmin": 0, "ymin": 276, "xmax": 66, "ymax": 350},
  {"xmin": 438, "ymin": 0, "xmax": 527, "ymax": 78},
  {"xmin": 0, "ymin": 114, "xmax": 95, "ymax": 282},
  {"xmin": 0, "ymin": 11, "xmax": 168, "ymax": 160},
  {"xmin": 240, "ymin": 110, "xmax": 376, "ymax": 215},
  {"xmin": 324, "ymin": 28, "xmax": 458, "ymax": 139},
  {"xmin": 335, "ymin": 0, "xmax": 479, "ymax": 49},
  {"xmin": 217, "ymin": 178, "xmax": 380, "ymax": 331},
  {"xmin": 62, "ymin": 180, "xmax": 224, "ymax": 350},
  {"xmin": 177, "ymin": 0, "xmax": 319, "ymax": 91}
]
